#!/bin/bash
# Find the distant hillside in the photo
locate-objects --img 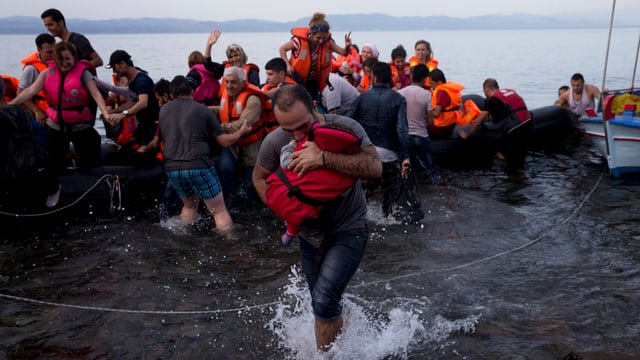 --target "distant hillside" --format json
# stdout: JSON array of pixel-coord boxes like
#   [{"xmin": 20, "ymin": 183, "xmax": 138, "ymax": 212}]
[{"xmin": 0, "ymin": 13, "xmax": 629, "ymax": 34}]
